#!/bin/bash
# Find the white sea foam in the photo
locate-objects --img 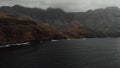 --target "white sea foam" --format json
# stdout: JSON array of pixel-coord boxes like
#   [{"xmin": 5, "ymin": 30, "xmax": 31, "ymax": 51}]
[
  {"xmin": 82, "ymin": 38, "xmax": 86, "ymax": 40},
  {"xmin": 0, "ymin": 42, "xmax": 31, "ymax": 48},
  {"xmin": 0, "ymin": 44, "xmax": 10, "ymax": 48},
  {"xmin": 51, "ymin": 40, "xmax": 58, "ymax": 41}
]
